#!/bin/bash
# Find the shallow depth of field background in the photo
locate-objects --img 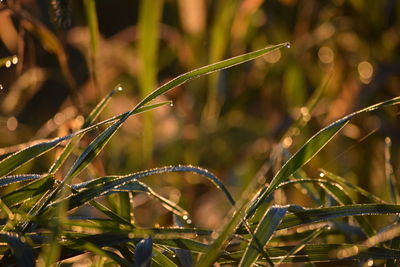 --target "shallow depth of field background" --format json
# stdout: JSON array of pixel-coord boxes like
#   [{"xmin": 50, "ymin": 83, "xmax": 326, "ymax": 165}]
[{"xmin": 0, "ymin": 0, "xmax": 399, "ymax": 230}]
